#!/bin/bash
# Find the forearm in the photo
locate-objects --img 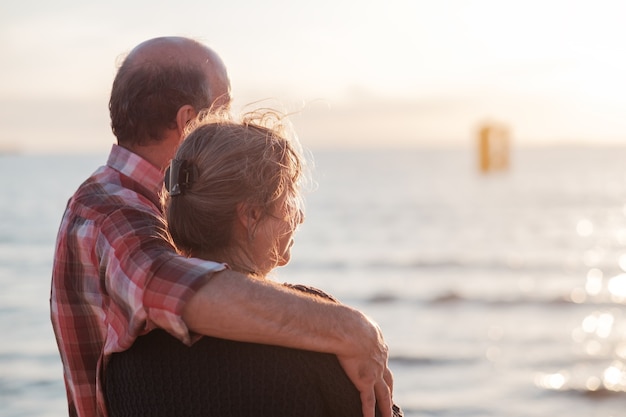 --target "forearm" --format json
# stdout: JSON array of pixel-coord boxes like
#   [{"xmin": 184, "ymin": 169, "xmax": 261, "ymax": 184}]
[{"xmin": 182, "ymin": 269, "xmax": 375, "ymax": 356}]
